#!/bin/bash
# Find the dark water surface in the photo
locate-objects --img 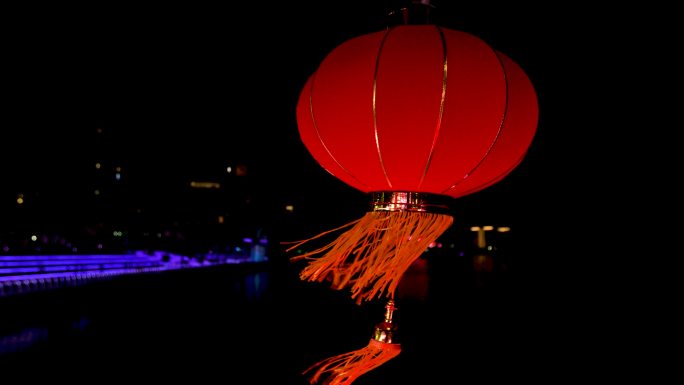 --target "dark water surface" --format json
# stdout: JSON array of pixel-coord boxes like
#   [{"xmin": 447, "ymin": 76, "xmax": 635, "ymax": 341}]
[{"xmin": 0, "ymin": 258, "xmax": 595, "ymax": 383}]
